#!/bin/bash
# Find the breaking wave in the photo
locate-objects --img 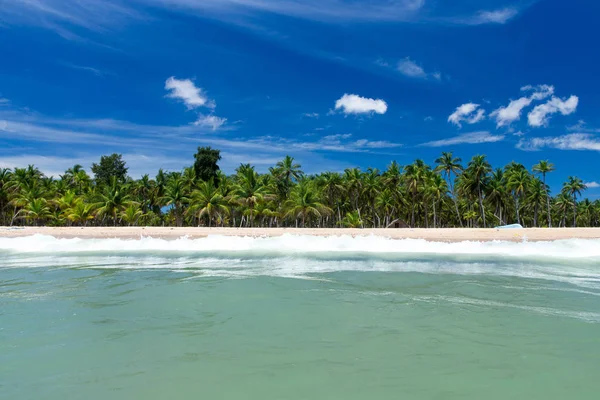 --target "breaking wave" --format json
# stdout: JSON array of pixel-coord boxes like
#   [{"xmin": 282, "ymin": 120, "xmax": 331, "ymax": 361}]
[{"xmin": 1, "ymin": 234, "xmax": 599, "ymax": 288}]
